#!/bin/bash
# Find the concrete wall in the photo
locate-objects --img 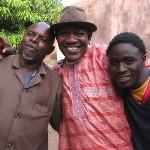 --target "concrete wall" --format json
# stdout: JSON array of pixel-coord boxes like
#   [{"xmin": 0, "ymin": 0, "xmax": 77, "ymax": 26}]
[{"xmin": 73, "ymin": 0, "xmax": 150, "ymax": 57}]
